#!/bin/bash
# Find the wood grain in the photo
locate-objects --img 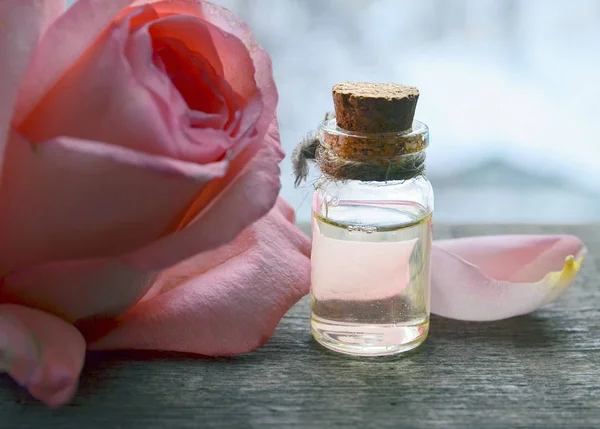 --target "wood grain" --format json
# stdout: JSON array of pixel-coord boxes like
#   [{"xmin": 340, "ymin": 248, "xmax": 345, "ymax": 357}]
[{"xmin": 1, "ymin": 224, "xmax": 599, "ymax": 428}]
